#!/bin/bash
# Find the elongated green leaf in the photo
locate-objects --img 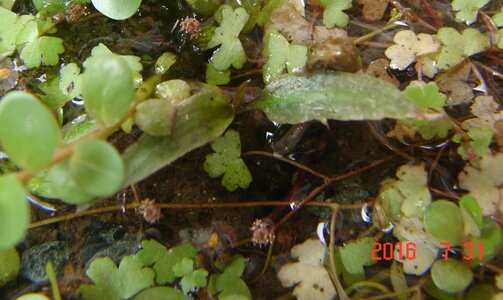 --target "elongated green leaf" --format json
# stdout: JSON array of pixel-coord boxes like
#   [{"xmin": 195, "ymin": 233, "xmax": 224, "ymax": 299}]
[
  {"xmin": 82, "ymin": 55, "xmax": 134, "ymax": 126},
  {"xmin": 248, "ymin": 71, "xmax": 419, "ymax": 124},
  {"xmin": 0, "ymin": 174, "xmax": 28, "ymax": 249},
  {"xmin": 0, "ymin": 247, "xmax": 20, "ymax": 286},
  {"xmin": 0, "ymin": 91, "xmax": 61, "ymax": 172},
  {"xmin": 123, "ymin": 85, "xmax": 234, "ymax": 186},
  {"xmin": 91, "ymin": 0, "xmax": 141, "ymax": 20},
  {"xmin": 70, "ymin": 140, "xmax": 124, "ymax": 197}
]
